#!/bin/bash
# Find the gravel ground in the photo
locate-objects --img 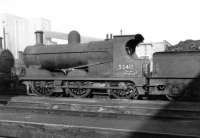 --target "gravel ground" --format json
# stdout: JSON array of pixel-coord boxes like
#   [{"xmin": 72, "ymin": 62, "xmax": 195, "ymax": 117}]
[{"xmin": 0, "ymin": 110, "xmax": 199, "ymax": 137}]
